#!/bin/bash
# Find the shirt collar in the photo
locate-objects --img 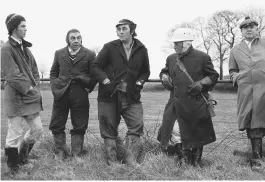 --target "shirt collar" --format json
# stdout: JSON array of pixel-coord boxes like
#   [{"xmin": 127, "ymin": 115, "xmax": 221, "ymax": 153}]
[
  {"xmin": 244, "ymin": 38, "xmax": 256, "ymax": 49},
  {"xmin": 11, "ymin": 36, "xmax": 22, "ymax": 45},
  {"xmin": 122, "ymin": 40, "xmax": 134, "ymax": 51},
  {"xmin": 68, "ymin": 46, "xmax": 81, "ymax": 55},
  {"xmin": 245, "ymin": 39, "xmax": 254, "ymax": 44}
]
